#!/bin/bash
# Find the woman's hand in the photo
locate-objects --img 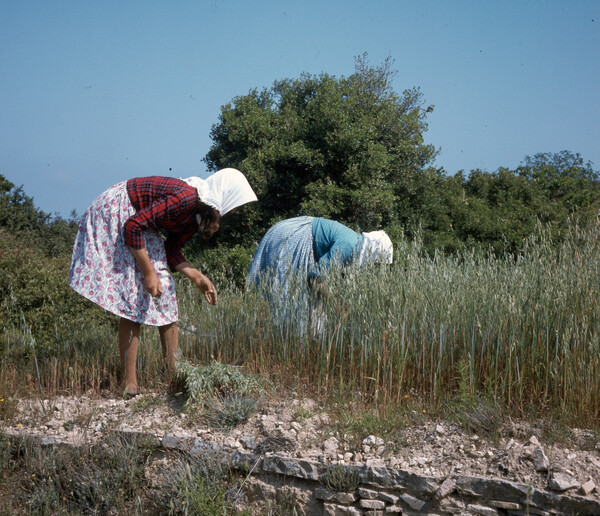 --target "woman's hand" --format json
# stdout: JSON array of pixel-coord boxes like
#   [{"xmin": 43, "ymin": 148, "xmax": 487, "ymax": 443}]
[
  {"xmin": 195, "ymin": 274, "xmax": 218, "ymax": 305},
  {"xmin": 129, "ymin": 247, "xmax": 162, "ymax": 297},
  {"xmin": 175, "ymin": 261, "xmax": 218, "ymax": 305},
  {"xmin": 143, "ymin": 270, "xmax": 163, "ymax": 297}
]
